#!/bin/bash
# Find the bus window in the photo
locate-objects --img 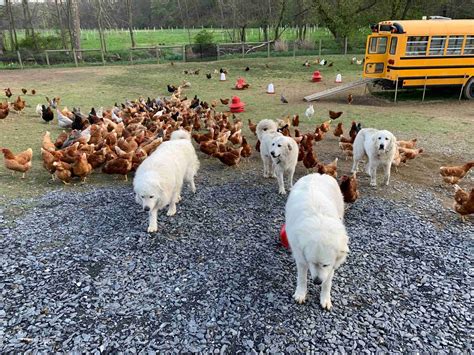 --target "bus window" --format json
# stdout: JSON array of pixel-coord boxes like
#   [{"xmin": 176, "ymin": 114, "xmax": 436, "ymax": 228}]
[
  {"xmin": 406, "ymin": 36, "xmax": 428, "ymax": 56},
  {"xmin": 463, "ymin": 36, "xmax": 474, "ymax": 54},
  {"xmin": 368, "ymin": 37, "xmax": 388, "ymax": 54},
  {"xmin": 389, "ymin": 37, "xmax": 398, "ymax": 55},
  {"xmin": 429, "ymin": 36, "xmax": 446, "ymax": 55},
  {"xmin": 446, "ymin": 35, "xmax": 464, "ymax": 55}
]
